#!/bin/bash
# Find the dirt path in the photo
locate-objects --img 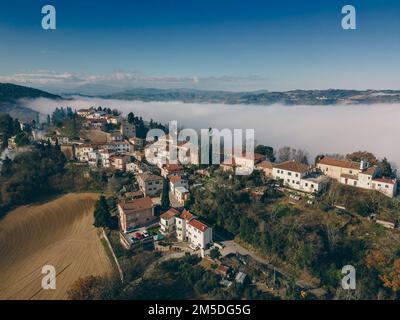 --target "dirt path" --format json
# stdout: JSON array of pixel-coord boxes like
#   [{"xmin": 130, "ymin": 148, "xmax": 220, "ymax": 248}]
[{"xmin": 0, "ymin": 193, "xmax": 113, "ymax": 300}]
